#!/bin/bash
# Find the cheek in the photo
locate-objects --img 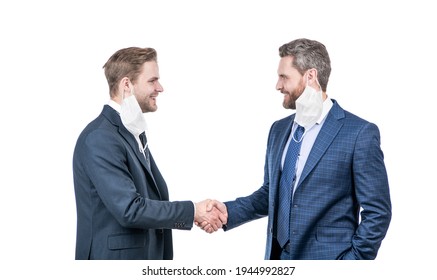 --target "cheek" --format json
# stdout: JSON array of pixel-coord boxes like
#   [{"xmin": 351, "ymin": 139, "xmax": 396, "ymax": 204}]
[
  {"xmin": 292, "ymin": 80, "xmax": 305, "ymax": 94},
  {"xmin": 284, "ymin": 81, "xmax": 295, "ymax": 93},
  {"xmin": 141, "ymin": 86, "xmax": 154, "ymax": 97}
]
